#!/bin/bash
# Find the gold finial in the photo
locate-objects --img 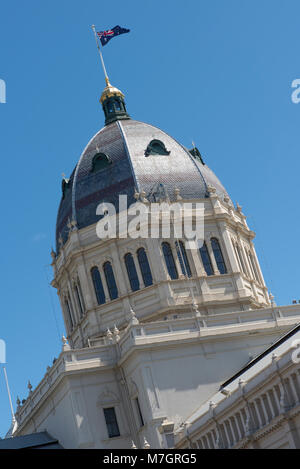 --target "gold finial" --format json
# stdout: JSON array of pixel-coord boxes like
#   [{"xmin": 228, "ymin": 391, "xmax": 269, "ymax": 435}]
[{"xmin": 99, "ymin": 80, "xmax": 125, "ymax": 104}]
